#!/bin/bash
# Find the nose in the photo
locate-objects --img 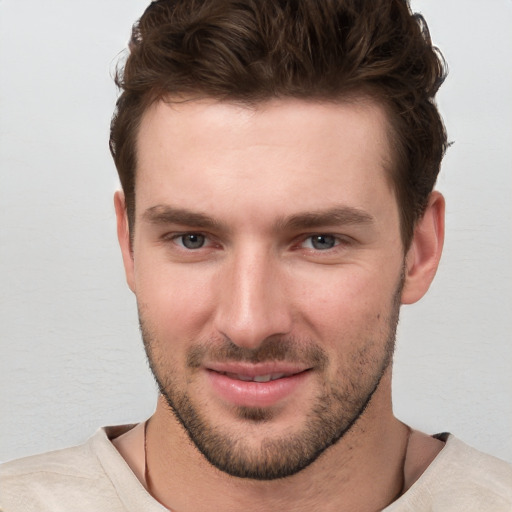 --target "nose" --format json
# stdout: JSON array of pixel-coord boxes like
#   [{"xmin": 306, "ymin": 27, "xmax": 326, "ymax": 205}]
[{"xmin": 213, "ymin": 247, "xmax": 293, "ymax": 349}]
